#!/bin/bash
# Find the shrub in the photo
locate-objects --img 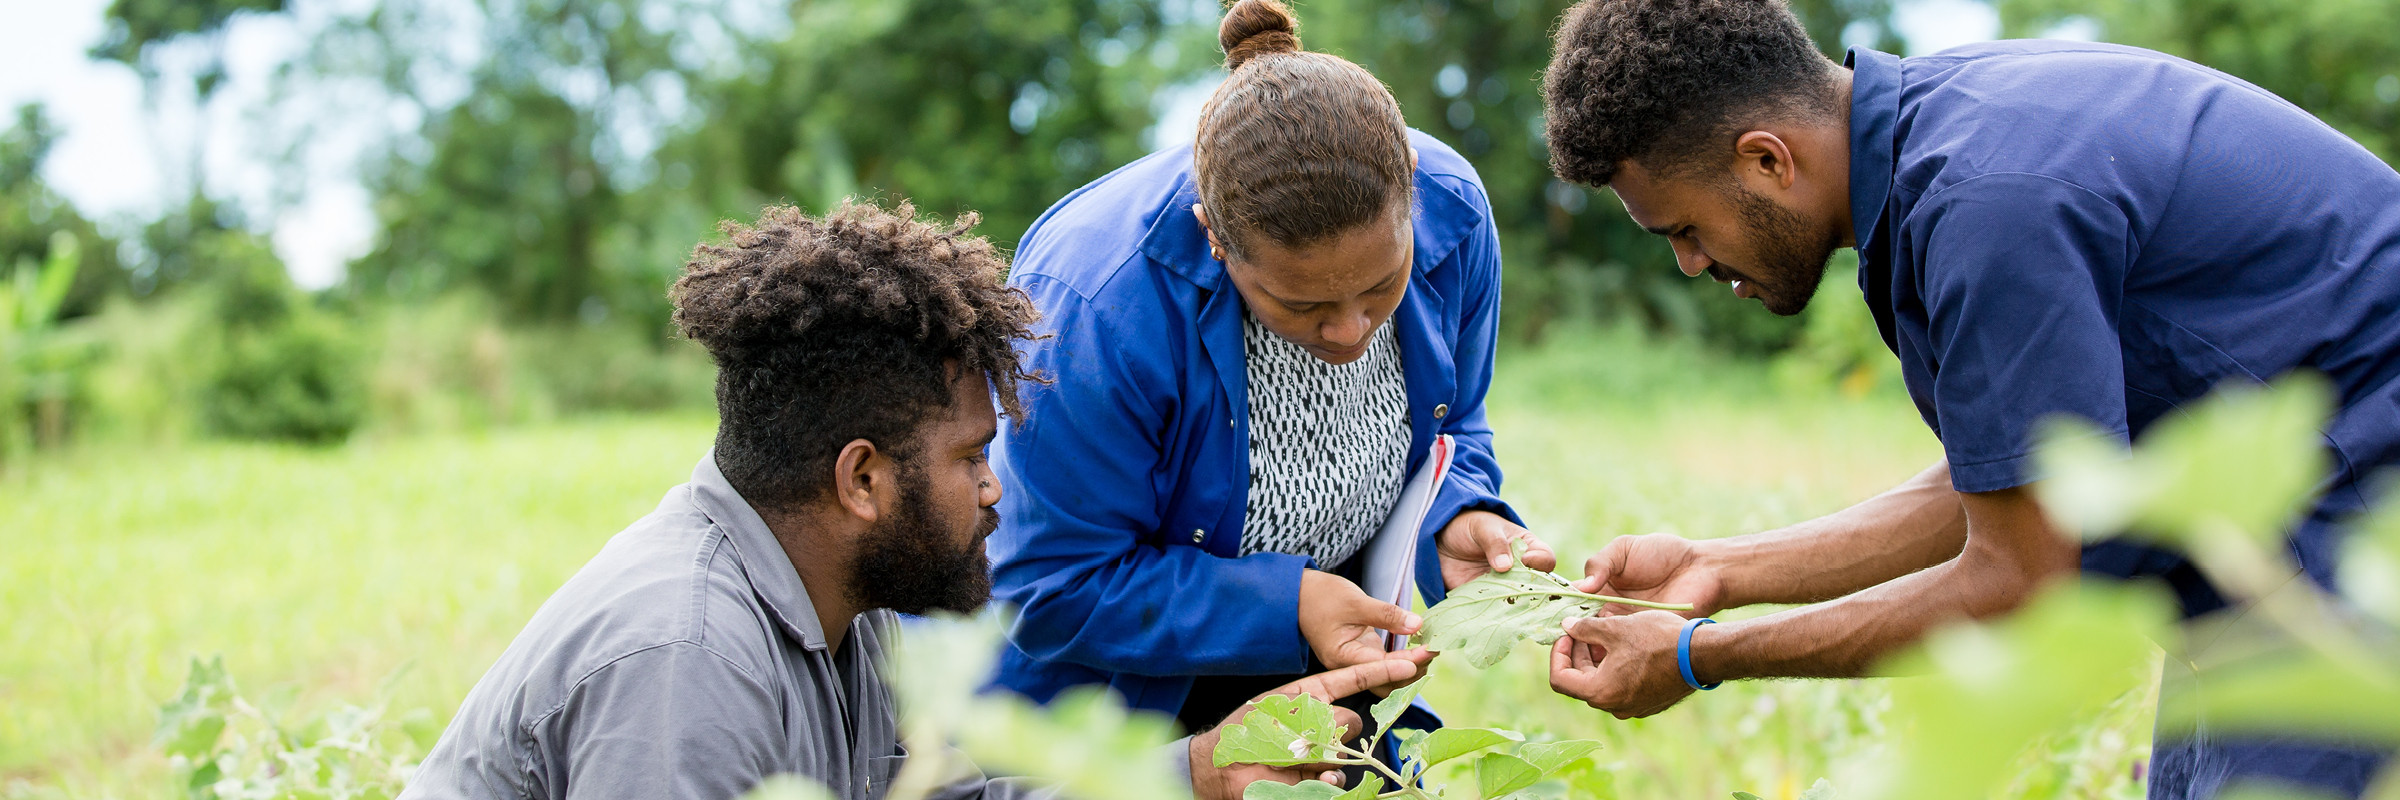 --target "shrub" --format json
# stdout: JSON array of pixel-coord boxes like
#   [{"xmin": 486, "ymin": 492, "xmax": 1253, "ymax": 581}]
[{"xmin": 200, "ymin": 310, "xmax": 367, "ymax": 444}]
